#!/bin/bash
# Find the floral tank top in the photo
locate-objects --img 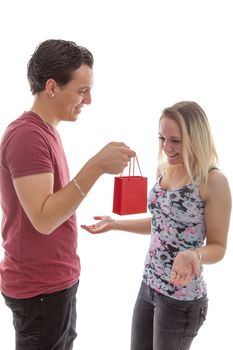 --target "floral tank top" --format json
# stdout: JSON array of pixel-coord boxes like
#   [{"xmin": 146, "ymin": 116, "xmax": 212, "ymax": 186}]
[{"xmin": 143, "ymin": 176, "xmax": 207, "ymax": 301}]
